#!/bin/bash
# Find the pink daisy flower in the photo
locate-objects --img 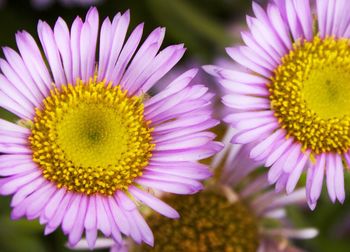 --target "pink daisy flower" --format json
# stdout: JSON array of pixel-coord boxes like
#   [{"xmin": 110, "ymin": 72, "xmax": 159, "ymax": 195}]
[
  {"xmin": 0, "ymin": 8, "xmax": 222, "ymax": 248},
  {"xmin": 206, "ymin": 0, "xmax": 350, "ymax": 209}
]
